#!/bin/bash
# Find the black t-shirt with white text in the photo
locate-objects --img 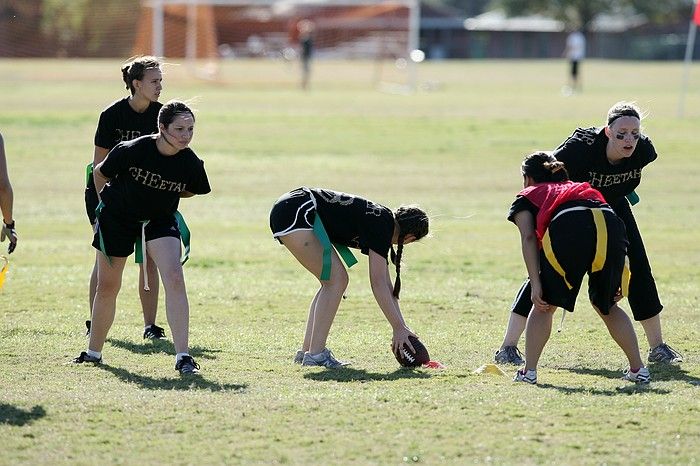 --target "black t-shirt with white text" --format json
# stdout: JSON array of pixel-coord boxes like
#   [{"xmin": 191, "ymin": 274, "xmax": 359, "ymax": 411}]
[
  {"xmin": 99, "ymin": 135, "xmax": 211, "ymax": 221},
  {"xmin": 309, "ymin": 188, "xmax": 395, "ymax": 259},
  {"xmin": 553, "ymin": 126, "xmax": 657, "ymax": 203},
  {"xmin": 94, "ymin": 98, "xmax": 162, "ymax": 150}
]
